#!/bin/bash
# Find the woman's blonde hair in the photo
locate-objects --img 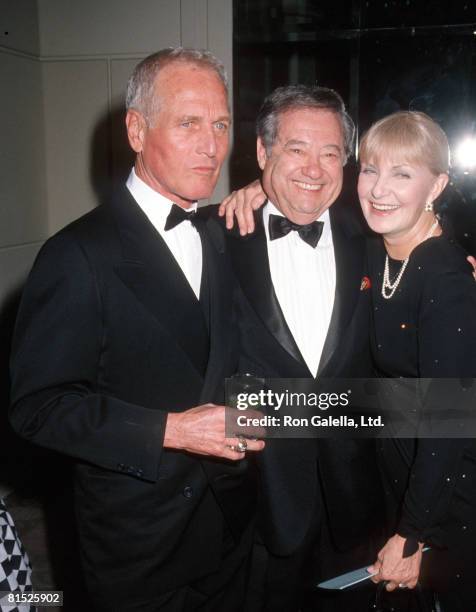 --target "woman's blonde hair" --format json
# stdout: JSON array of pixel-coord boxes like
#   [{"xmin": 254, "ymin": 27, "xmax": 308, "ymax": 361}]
[{"xmin": 358, "ymin": 111, "xmax": 450, "ymax": 175}]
